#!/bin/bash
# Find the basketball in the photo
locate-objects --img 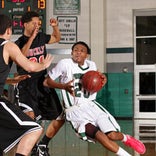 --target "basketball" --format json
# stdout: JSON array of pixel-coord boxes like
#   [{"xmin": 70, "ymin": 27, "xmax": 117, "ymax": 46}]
[{"xmin": 81, "ymin": 70, "xmax": 106, "ymax": 93}]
